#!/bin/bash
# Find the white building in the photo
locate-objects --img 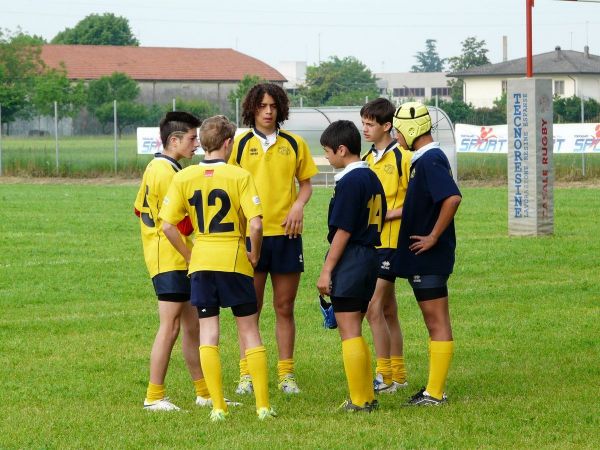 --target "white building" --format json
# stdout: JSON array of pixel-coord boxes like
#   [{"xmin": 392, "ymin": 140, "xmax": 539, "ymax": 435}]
[
  {"xmin": 375, "ymin": 72, "xmax": 454, "ymax": 104},
  {"xmin": 448, "ymin": 46, "xmax": 600, "ymax": 108}
]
